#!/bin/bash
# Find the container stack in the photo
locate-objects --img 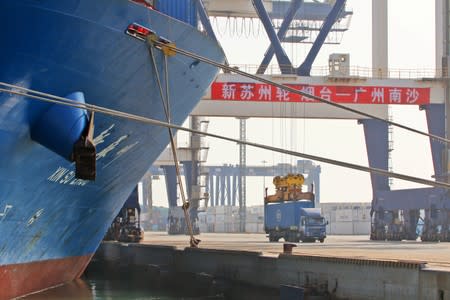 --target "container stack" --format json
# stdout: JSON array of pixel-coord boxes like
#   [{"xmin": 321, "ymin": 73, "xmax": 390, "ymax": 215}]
[
  {"xmin": 198, "ymin": 203, "xmax": 371, "ymax": 235},
  {"xmin": 198, "ymin": 205, "xmax": 264, "ymax": 233},
  {"xmin": 244, "ymin": 205, "xmax": 265, "ymax": 233},
  {"xmin": 321, "ymin": 203, "xmax": 371, "ymax": 235}
]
